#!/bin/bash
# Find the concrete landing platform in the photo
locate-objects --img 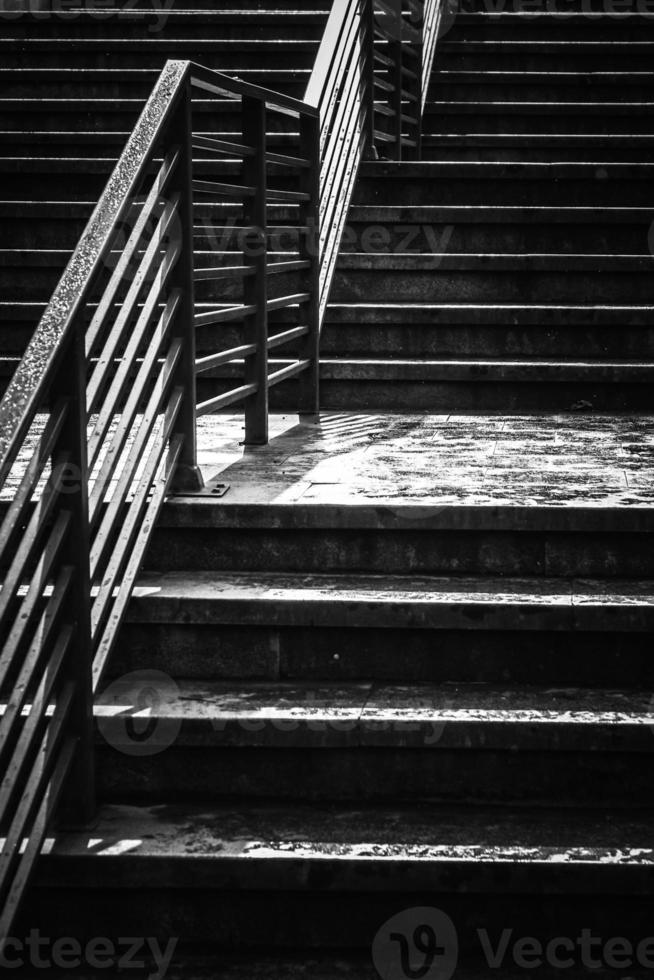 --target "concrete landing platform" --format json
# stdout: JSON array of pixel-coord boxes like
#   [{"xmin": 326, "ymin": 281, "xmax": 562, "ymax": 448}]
[{"xmin": 193, "ymin": 413, "xmax": 654, "ymax": 509}]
